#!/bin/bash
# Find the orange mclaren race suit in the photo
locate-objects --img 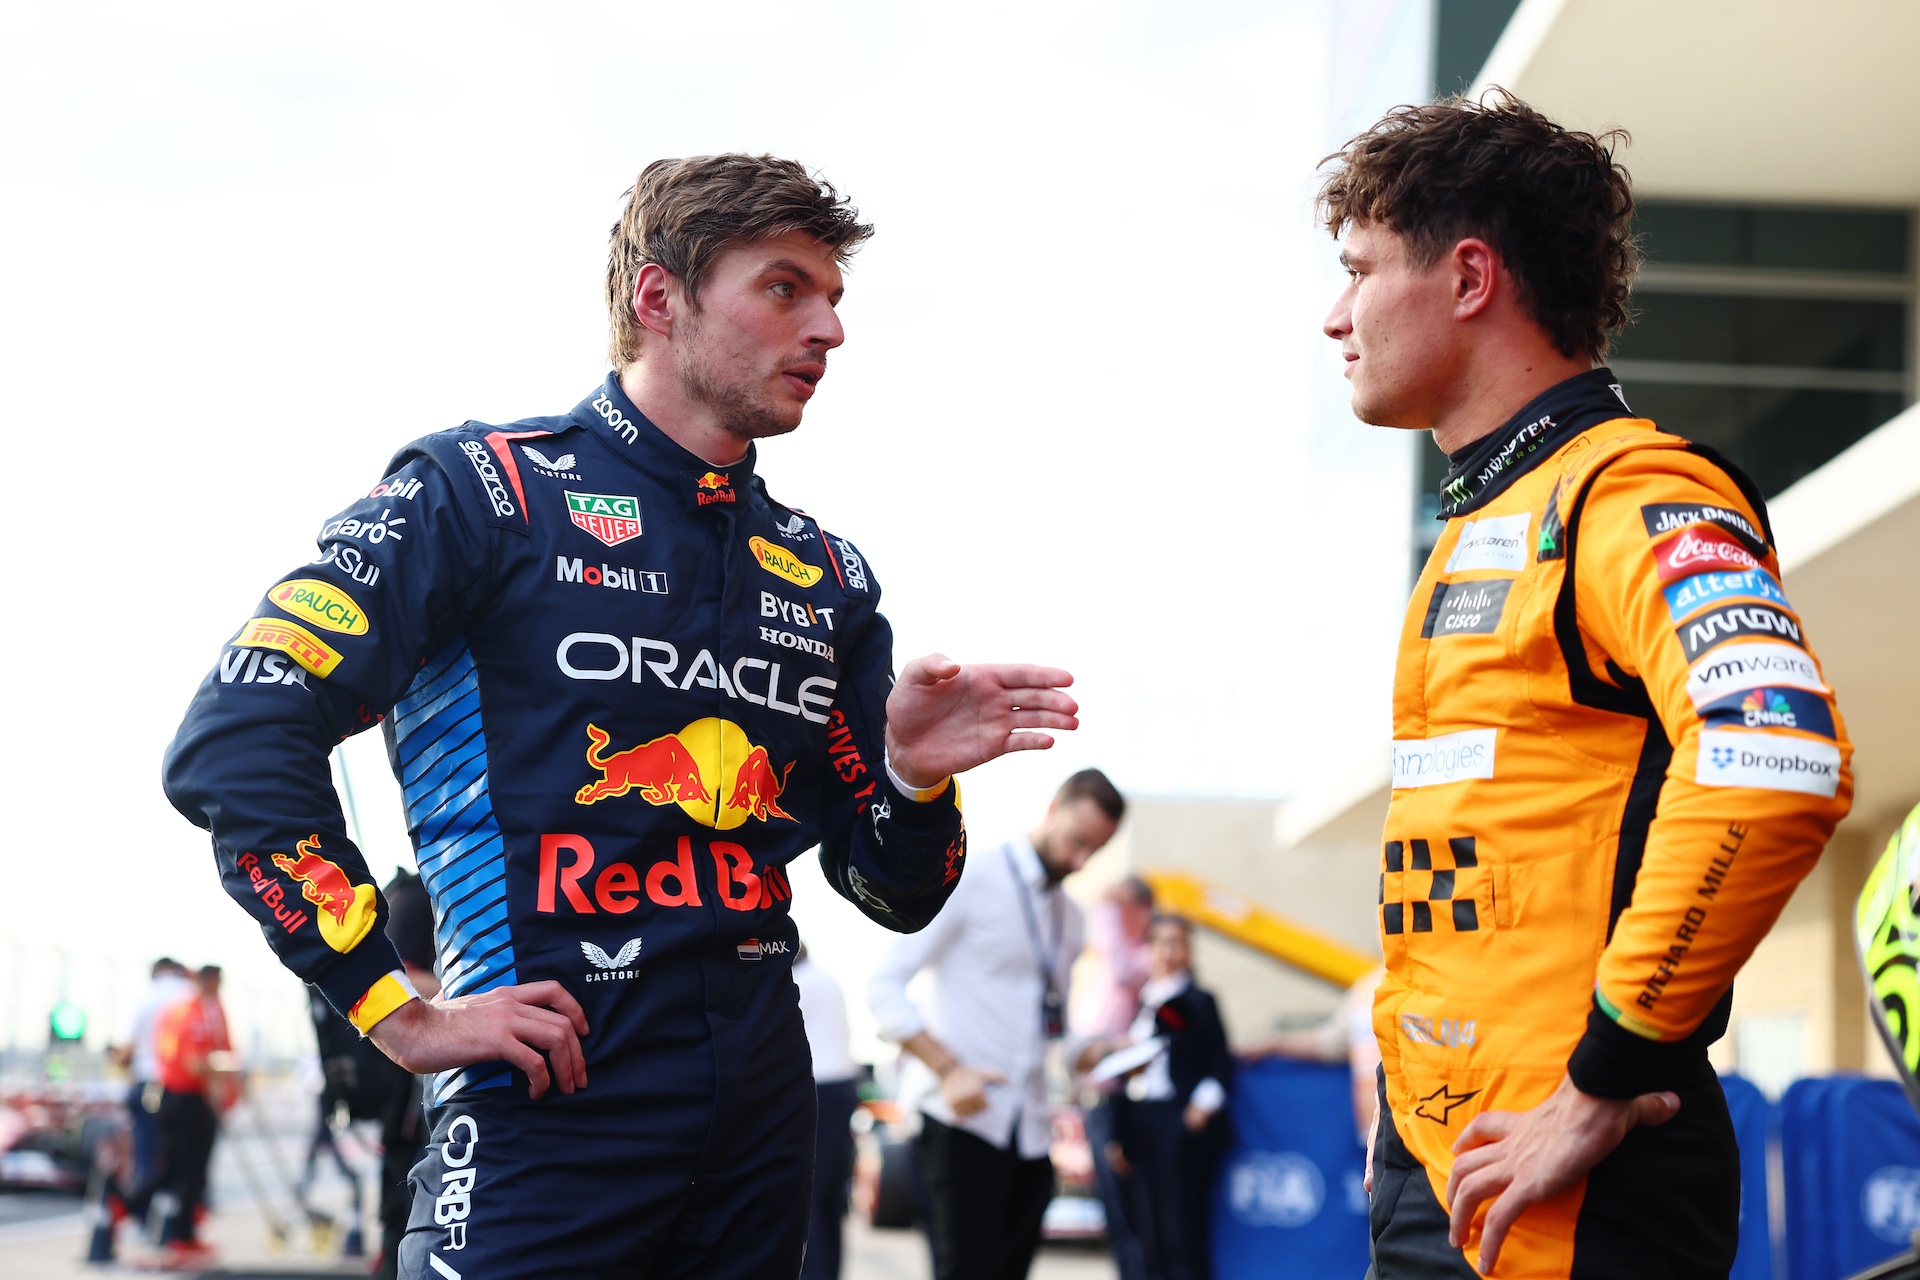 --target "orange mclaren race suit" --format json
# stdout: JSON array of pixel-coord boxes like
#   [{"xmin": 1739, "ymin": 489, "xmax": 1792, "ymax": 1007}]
[{"xmin": 1369, "ymin": 369, "xmax": 1852, "ymax": 1279}]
